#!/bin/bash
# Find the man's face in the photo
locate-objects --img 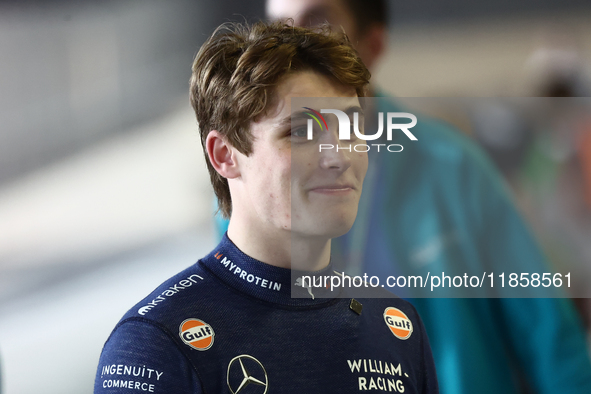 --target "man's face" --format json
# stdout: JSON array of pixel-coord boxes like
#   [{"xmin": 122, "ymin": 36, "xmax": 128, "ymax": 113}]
[
  {"xmin": 267, "ymin": 0, "xmax": 359, "ymax": 42},
  {"xmin": 235, "ymin": 70, "xmax": 367, "ymax": 239}
]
